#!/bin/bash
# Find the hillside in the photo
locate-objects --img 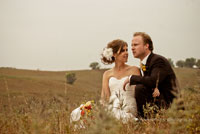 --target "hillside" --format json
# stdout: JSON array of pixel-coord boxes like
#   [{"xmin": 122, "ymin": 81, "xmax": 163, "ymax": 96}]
[
  {"xmin": 0, "ymin": 67, "xmax": 199, "ymax": 97},
  {"xmin": 0, "ymin": 67, "xmax": 199, "ymax": 134},
  {"xmin": 0, "ymin": 68, "xmax": 107, "ymax": 105},
  {"xmin": 0, "ymin": 67, "xmax": 199, "ymax": 103}
]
